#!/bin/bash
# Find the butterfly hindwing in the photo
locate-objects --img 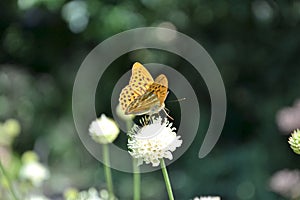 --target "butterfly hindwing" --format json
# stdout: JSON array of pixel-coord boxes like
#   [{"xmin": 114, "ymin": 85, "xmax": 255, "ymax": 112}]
[
  {"xmin": 155, "ymin": 74, "xmax": 168, "ymax": 87},
  {"xmin": 126, "ymin": 90, "xmax": 160, "ymax": 115},
  {"xmin": 152, "ymin": 74, "xmax": 168, "ymax": 104}
]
